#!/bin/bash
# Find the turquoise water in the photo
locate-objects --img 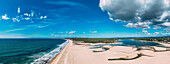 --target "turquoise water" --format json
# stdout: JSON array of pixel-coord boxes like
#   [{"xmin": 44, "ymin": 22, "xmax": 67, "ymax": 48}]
[
  {"xmin": 0, "ymin": 39, "xmax": 67, "ymax": 64},
  {"xmin": 93, "ymin": 39, "xmax": 160, "ymax": 47},
  {"xmin": 116, "ymin": 39, "xmax": 160, "ymax": 47}
]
